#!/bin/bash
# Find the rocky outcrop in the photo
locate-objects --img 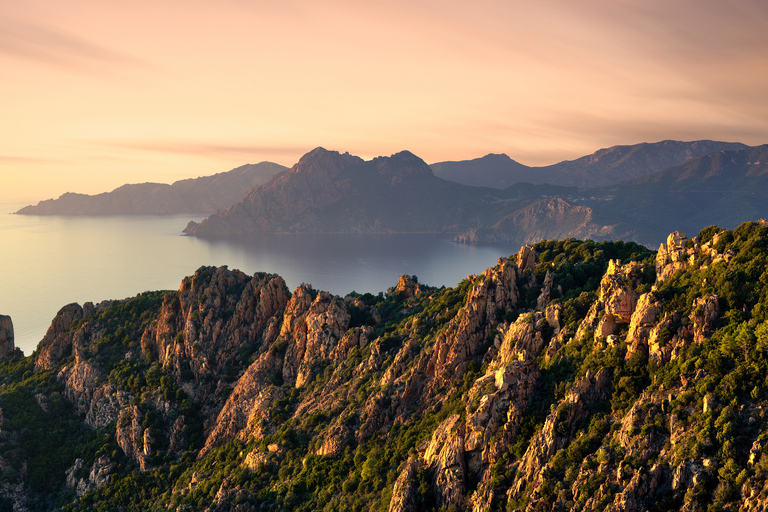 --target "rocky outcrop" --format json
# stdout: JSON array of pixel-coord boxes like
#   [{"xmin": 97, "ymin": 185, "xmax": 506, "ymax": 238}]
[
  {"xmin": 389, "ymin": 458, "xmax": 420, "ymax": 512},
  {"xmin": 599, "ymin": 260, "xmax": 643, "ymax": 324},
  {"xmin": 516, "ymin": 245, "xmax": 538, "ymax": 272},
  {"xmin": 690, "ymin": 294, "xmax": 721, "ymax": 343},
  {"xmin": 575, "ymin": 260, "xmax": 649, "ymax": 344},
  {"xmin": 315, "ymin": 424, "xmax": 352, "ymax": 458},
  {"xmin": 0, "ymin": 315, "xmax": 14, "ymax": 359},
  {"xmin": 510, "ymin": 368, "xmax": 611, "ymax": 500},
  {"xmin": 198, "ymin": 355, "xmax": 285, "ymax": 458},
  {"xmin": 35, "ymin": 303, "xmax": 95, "ymax": 370},
  {"xmin": 656, "ymin": 229, "xmax": 737, "ymax": 281},
  {"xmin": 464, "ymin": 359, "xmax": 539, "ymax": 467},
  {"xmin": 143, "ymin": 267, "xmax": 290, "ymax": 383},
  {"xmin": 65, "ymin": 455, "xmax": 113, "ymax": 497},
  {"xmin": 656, "ymin": 231, "xmax": 691, "ymax": 280},
  {"xmin": 116, "ymin": 406, "xmax": 151, "ymax": 471},
  {"xmin": 429, "ymin": 258, "xmax": 518, "ymax": 387},
  {"xmin": 423, "ymin": 414, "xmax": 466, "ymax": 511},
  {"xmin": 84, "ymin": 385, "xmax": 134, "ymax": 430},
  {"xmin": 280, "ymin": 287, "xmax": 351, "ymax": 387},
  {"xmin": 197, "ymin": 286, "xmax": 362, "ymax": 457},
  {"xmin": 393, "ymin": 275, "xmax": 421, "ymax": 299},
  {"xmin": 626, "ymin": 292, "xmax": 663, "ymax": 358},
  {"xmin": 493, "ymin": 313, "xmax": 545, "ymax": 365}
]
